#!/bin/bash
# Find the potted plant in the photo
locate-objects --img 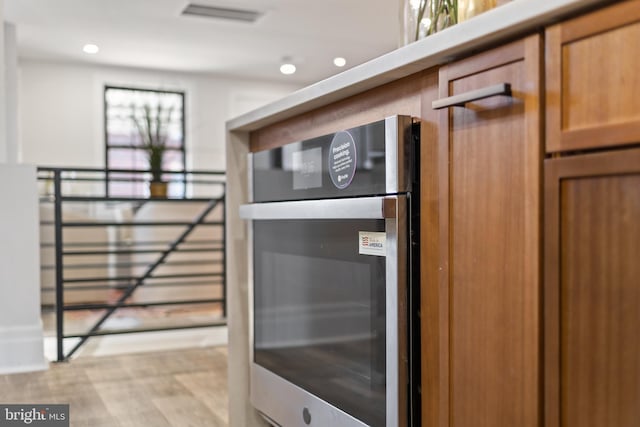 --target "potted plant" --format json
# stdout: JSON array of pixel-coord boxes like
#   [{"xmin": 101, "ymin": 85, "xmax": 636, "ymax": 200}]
[{"xmin": 131, "ymin": 103, "xmax": 174, "ymax": 198}]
